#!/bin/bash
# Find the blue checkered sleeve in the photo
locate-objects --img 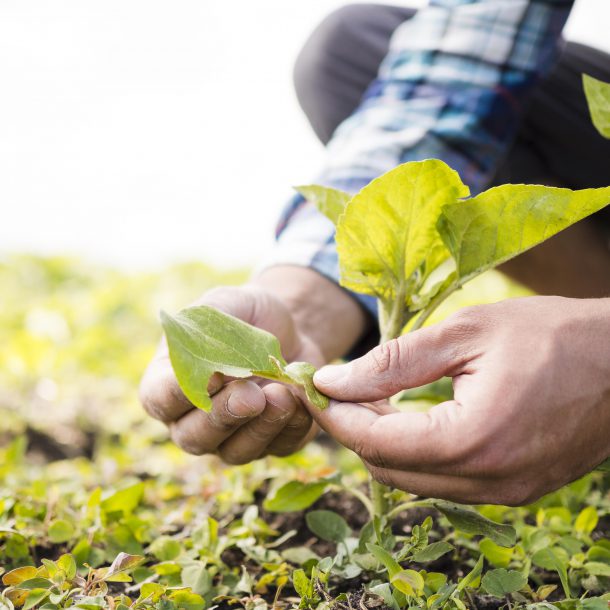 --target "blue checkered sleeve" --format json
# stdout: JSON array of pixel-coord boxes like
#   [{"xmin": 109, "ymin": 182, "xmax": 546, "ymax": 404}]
[{"xmin": 264, "ymin": 0, "xmax": 574, "ymax": 318}]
